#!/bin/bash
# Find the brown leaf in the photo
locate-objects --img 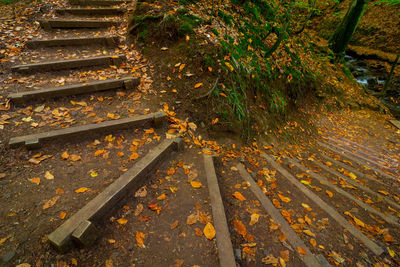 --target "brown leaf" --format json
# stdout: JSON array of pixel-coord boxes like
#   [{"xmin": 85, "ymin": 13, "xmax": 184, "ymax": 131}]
[
  {"xmin": 187, "ymin": 214, "xmax": 197, "ymax": 225},
  {"xmin": 170, "ymin": 220, "xmax": 179, "ymax": 230},
  {"xmin": 43, "ymin": 196, "xmax": 60, "ymax": 210},
  {"xmin": 69, "ymin": 154, "xmax": 81, "ymax": 162},
  {"xmin": 280, "ymin": 250, "xmax": 290, "ymax": 262}
]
